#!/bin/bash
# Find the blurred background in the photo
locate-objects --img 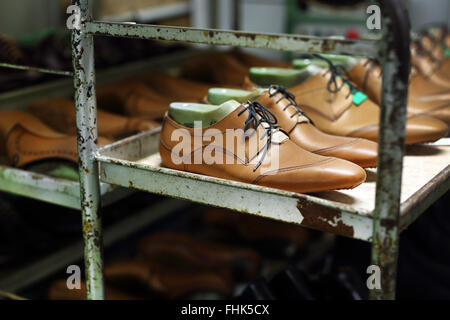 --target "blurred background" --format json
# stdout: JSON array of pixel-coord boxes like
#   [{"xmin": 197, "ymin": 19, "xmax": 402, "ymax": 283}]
[
  {"xmin": 1, "ymin": 0, "xmax": 450, "ymax": 56},
  {"xmin": 0, "ymin": 0, "xmax": 448, "ymax": 301}
]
